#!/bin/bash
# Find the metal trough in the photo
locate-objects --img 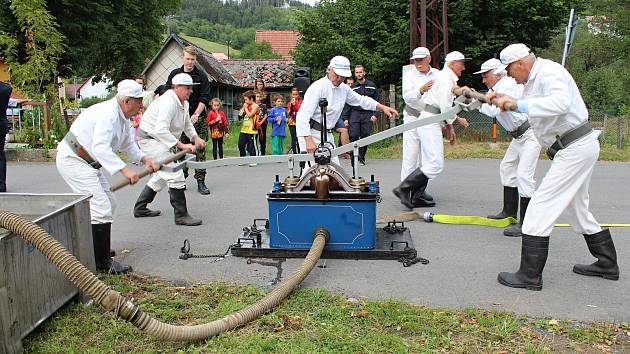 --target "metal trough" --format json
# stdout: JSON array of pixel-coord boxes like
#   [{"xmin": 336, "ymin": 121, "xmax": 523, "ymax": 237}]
[{"xmin": 0, "ymin": 193, "xmax": 94, "ymax": 354}]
